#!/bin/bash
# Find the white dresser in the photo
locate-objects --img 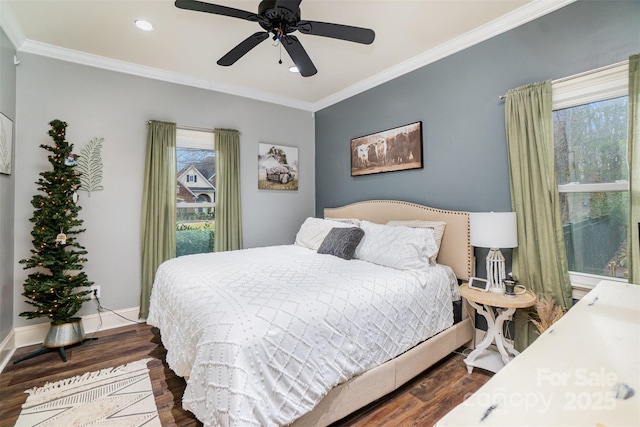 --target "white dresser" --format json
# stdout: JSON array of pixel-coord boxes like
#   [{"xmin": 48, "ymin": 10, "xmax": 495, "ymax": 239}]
[{"xmin": 436, "ymin": 280, "xmax": 640, "ymax": 426}]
